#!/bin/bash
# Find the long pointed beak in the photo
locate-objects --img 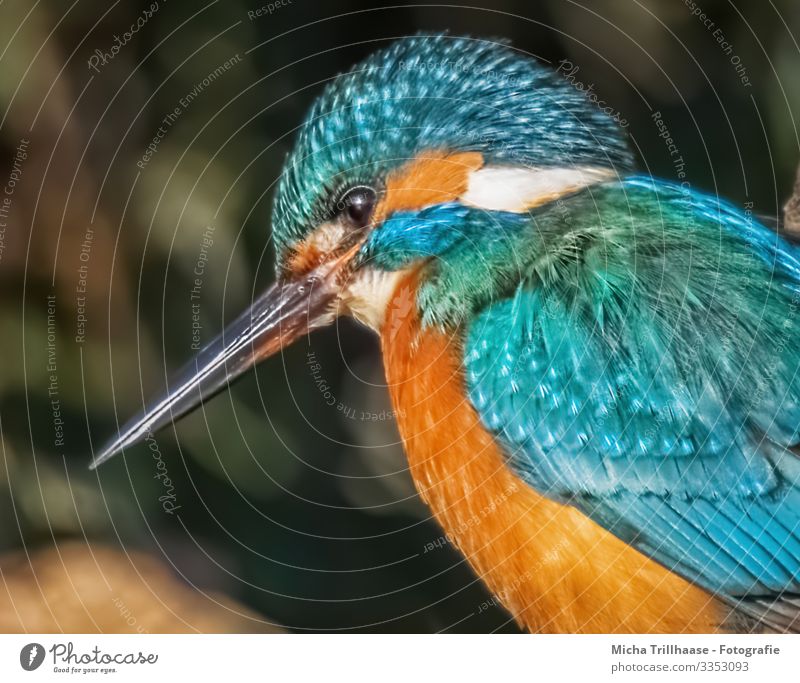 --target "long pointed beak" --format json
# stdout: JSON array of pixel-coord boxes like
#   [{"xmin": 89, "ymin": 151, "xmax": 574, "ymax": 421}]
[{"xmin": 90, "ymin": 259, "xmax": 345, "ymax": 469}]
